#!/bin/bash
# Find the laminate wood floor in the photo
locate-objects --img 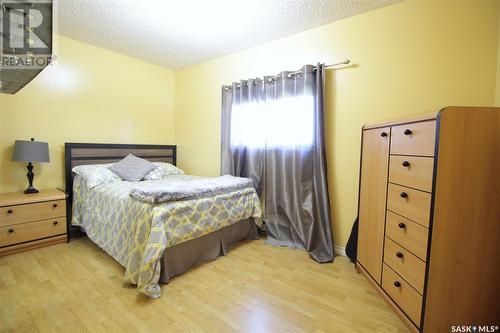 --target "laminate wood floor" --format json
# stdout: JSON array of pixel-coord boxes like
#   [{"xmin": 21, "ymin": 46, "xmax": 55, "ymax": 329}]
[{"xmin": 0, "ymin": 236, "xmax": 408, "ymax": 333}]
